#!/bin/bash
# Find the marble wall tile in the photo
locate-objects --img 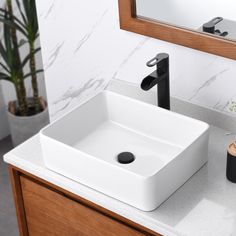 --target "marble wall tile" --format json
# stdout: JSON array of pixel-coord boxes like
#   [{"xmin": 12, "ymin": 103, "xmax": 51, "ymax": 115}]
[{"xmin": 35, "ymin": 0, "xmax": 236, "ymax": 121}]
